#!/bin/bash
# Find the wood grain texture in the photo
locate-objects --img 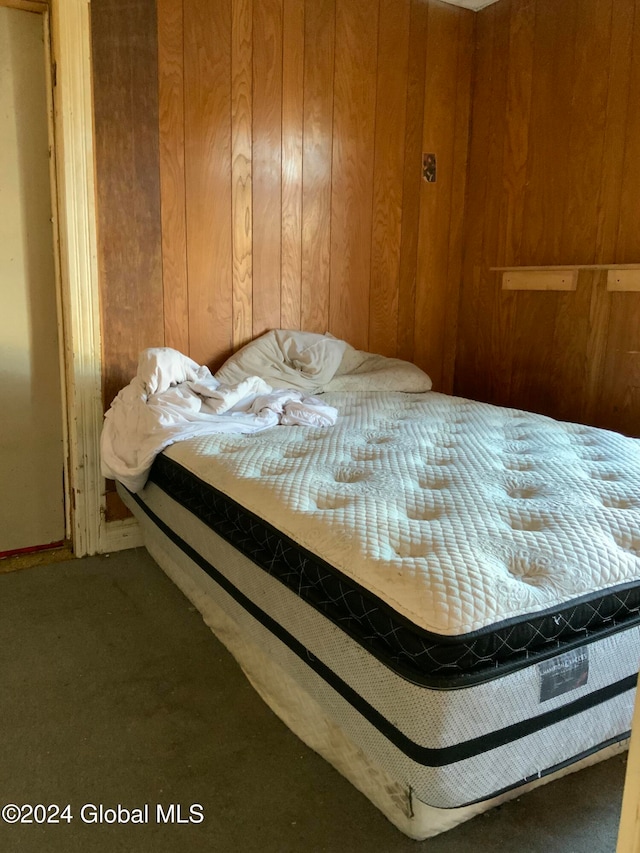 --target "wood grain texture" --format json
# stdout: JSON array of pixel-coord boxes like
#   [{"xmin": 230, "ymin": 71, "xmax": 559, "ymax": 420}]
[
  {"xmin": 299, "ymin": 0, "xmax": 335, "ymax": 334},
  {"xmin": 583, "ymin": 270, "xmax": 612, "ymax": 425},
  {"xmin": 92, "ymin": 0, "xmax": 164, "ymax": 411},
  {"xmin": 328, "ymin": 0, "xmax": 379, "ymax": 350},
  {"xmin": 545, "ymin": 0, "xmax": 608, "ymax": 422},
  {"xmin": 508, "ymin": 291, "xmax": 559, "ymax": 415},
  {"xmin": 491, "ymin": 0, "xmax": 535, "ymax": 406},
  {"xmin": 499, "ymin": 0, "xmax": 535, "ymax": 270},
  {"xmin": 616, "ymin": 1, "xmax": 640, "ymax": 263},
  {"xmin": 595, "ymin": 0, "xmax": 634, "ymax": 262},
  {"xmin": 108, "ymin": 0, "xmax": 474, "ymax": 410},
  {"xmin": 414, "ymin": 1, "xmax": 468, "ymax": 389},
  {"xmin": 453, "ymin": 4, "xmax": 496, "ymax": 402},
  {"xmin": 92, "ymin": 0, "xmax": 164, "ymax": 519},
  {"xmin": 456, "ymin": 0, "xmax": 640, "ymax": 437},
  {"xmin": 559, "ymin": 0, "xmax": 612, "ymax": 263},
  {"xmin": 280, "ymin": 0, "xmax": 305, "ymax": 331},
  {"xmin": 441, "ymin": 6, "xmax": 474, "ymax": 394},
  {"xmin": 608, "ymin": 270, "xmax": 640, "ymax": 291},
  {"xmin": 252, "ymin": 0, "xmax": 283, "ymax": 337},
  {"xmin": 157, "ymin": 0, "xmax": 189, "ymax": 355},
  {"xmin": 603, "ymin": 1, "xmax": 640, "ymax": 438},
  {"xmin": 368, "ymin": 0, "xmax": 411, "ymax": 358},
  {"xmin": 599, "ymin": 294, "xmax": 640, "ymax": 436},
  {"xmin": 520, "ymin": 0, "xmax": 579, "ymax": 266},
  {"xmin": 502, "ymin": 271, "xmax": 578, "ymax": 291},
  {"xmin": 231, "ymin": 0, "xmax": 253, "ymax": 349},
  {"xmin": 184, "ymin": 0, "xmax": 233, "ymax": 368},
  {"xmin": 481, "ymin": 0, "xmax": 511, "ymax": 404},
  {"xmin": 396, "ymin": 0, "xmax": 429, "ymax": 363}
]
